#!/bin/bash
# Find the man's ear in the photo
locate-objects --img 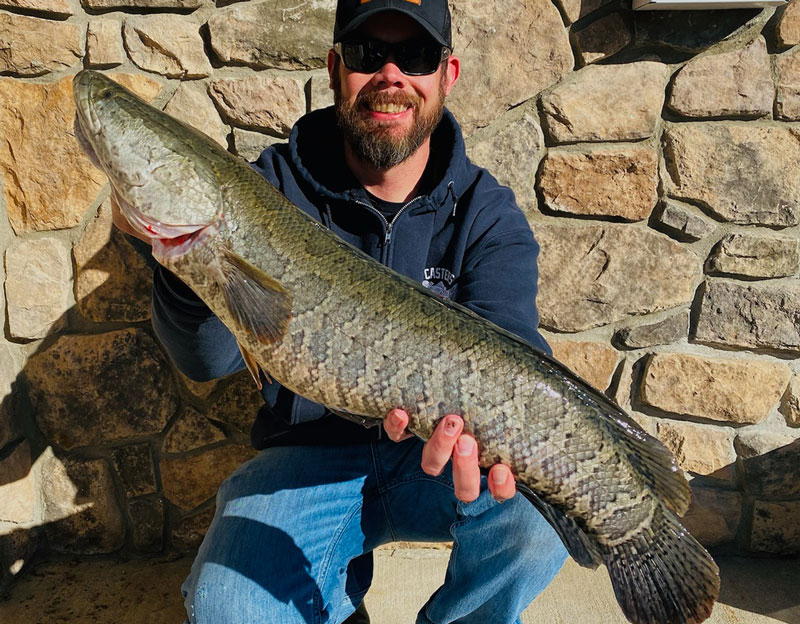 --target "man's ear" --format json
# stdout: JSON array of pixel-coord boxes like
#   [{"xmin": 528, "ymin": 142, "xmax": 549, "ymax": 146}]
[
  {"xmin": 443, "ymin": 55, "xmax": 460, "ymax": 96},
  {"xmin": 327, "ymin": 49, "xmax": 337, "ymax": 89}
]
